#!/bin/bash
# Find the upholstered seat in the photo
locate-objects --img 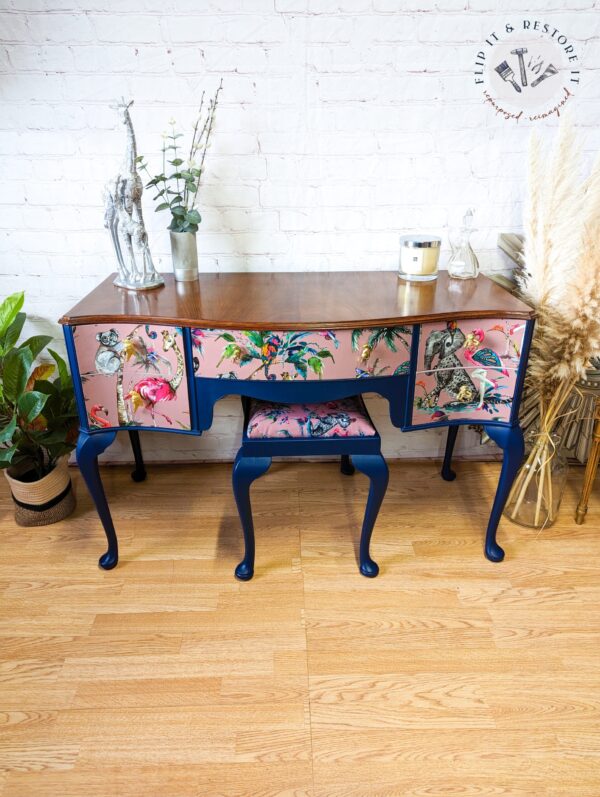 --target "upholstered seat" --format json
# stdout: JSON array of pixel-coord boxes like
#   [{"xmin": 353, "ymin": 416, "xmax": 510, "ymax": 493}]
[
  {"xmin": 232, "ymin": 394, "xmax": 388, "ymax": 581},
  {"xmin": 247, "ymin": 396, "xmax": 377, "ymax": 439}
]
